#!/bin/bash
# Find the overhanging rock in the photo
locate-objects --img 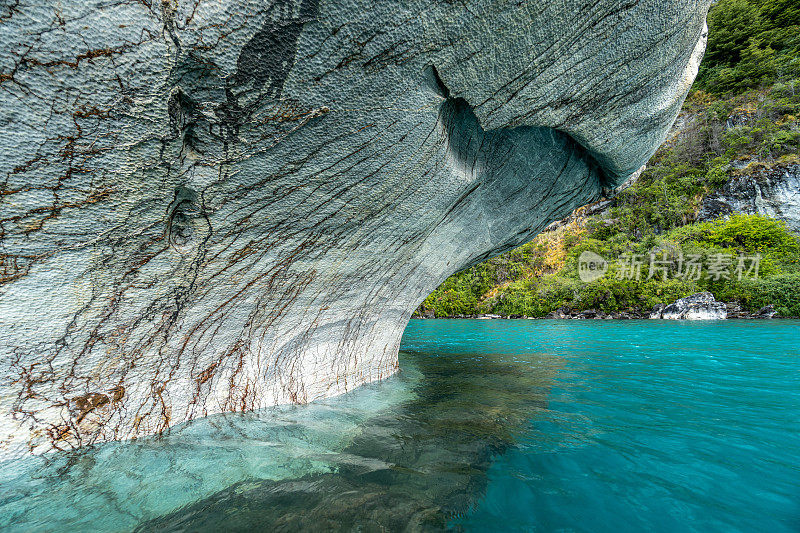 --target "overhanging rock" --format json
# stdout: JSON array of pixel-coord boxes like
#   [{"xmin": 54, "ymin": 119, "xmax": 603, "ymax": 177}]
[{"xmin": 0, "ymin": 0, "xmax": 709, "ymax": 458}]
